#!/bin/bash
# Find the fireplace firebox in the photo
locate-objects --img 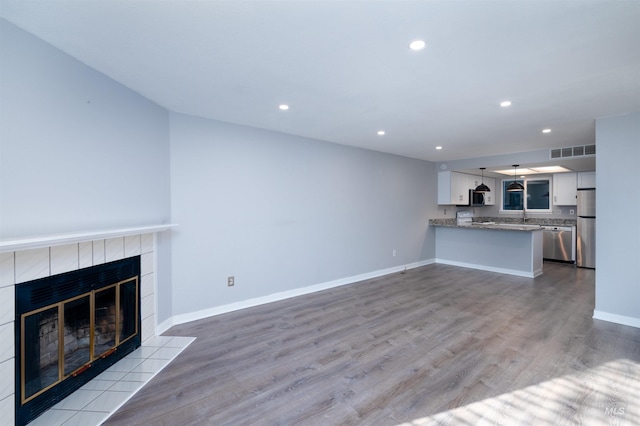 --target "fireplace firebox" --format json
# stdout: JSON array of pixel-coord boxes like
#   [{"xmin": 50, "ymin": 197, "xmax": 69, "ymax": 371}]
[{"xmin": 15, "ymin": 257, "xmax": 141, "ymax": 425}]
